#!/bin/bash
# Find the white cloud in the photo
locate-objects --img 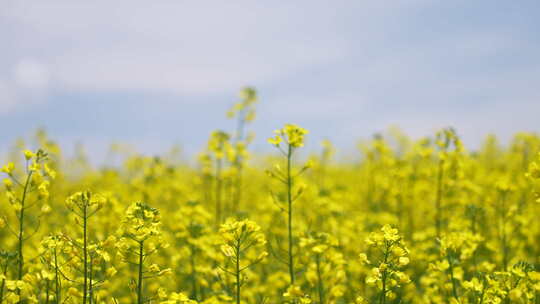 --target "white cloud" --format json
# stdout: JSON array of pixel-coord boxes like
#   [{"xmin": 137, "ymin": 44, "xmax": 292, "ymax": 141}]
[
  {"xmin": 1, "ymin": 1, "xmax": 349, "ymax": 96},
  {"xmin": 0, "ymin": 59, "xmax": 51, "ymax": 113},
  {"xmin": 14, "ymin": 60, "xmax": 50, "ymax": 89},
  {"xmin": 0, "ymin": 80, "xmax": 18, "ymax": 113},
  {"xmin": 51, "ymin": 43, "xmax": 342, "ymax": 94}
]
